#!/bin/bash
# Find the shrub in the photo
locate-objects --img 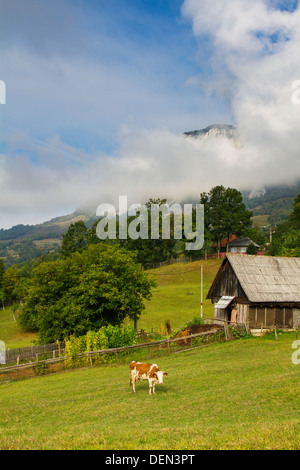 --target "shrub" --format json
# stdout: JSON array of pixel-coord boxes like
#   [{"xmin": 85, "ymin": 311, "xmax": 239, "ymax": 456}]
[{"xmin": 64, "ymin": 324, "xmax": 137, "ymax": 367}]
